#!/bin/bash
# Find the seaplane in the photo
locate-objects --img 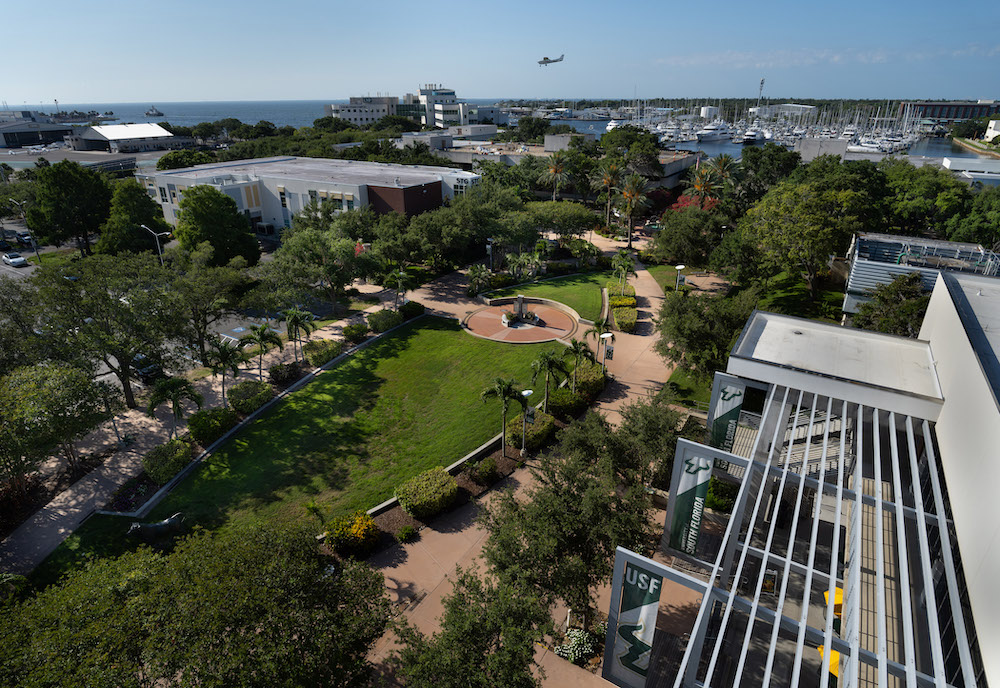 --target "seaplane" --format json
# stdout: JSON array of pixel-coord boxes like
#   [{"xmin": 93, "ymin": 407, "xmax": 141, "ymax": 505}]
[{"xmin": 538, "ymin": 54, "xmax": 564, "ymax": 66}]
